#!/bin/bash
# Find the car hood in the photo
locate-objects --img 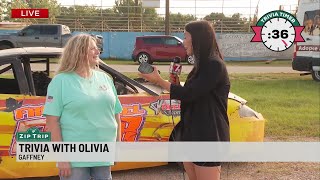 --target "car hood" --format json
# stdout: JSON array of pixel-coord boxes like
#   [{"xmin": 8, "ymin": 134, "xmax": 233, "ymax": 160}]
[
  {"xmin": 0, "ymin": 47, "xmax": 63, "ymax": 57},
  {"xmin": 0, "ymin": 34, "xmax": 12, "ymax": 38},
  {"xmin": 228, "ymin": 92, "xmax": 247, "ymax": 104},
  {"xmin": 140, "ymin": 80, "xmax": 247, "ymax": 104}
]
